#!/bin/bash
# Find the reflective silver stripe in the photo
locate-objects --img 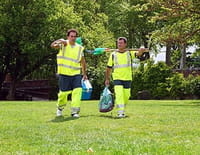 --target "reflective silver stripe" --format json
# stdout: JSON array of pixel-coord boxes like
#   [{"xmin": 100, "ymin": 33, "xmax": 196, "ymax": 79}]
[
  {"xmin": 113, "ymin": 64, "xmax": 131, "ymax": 69},
  {"xmin": 59, "ymin": 46, "xmax": 82, "ymax": 63},
  {"xmin": 113, "ymin": 52, "xmax": 119, "ymax": 65},
  {"xmin": 127, "ymin": 51, "xmax": 131, "ymax": 65},
  {"xmin": 62, "ymin": 45, "xmax": 66, "ymax": 56},
  {"xmin": 77, "ymin": 46, "xmax": 82, "ymax": 61},
  {"xmin": 117, "ymin": 110, "xmax": 125, "ymax": 114},
  {"xmin": 57, "ymin": 56, "xmax": 80, "ymax": 63},
  {"xmin": 113, "ymin": 51, "xmax": 131, "ymax": 69},
  {"xmin": 71, "ymin": 107, "xmax": 80, "ymax": 113},
  {"xmin": 57, "ymin": 64, "xmax": 81, "ymax": 70},
  {"xmin": 116, "ymin": 104, "xmax": 125, "ymax": 108}
]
